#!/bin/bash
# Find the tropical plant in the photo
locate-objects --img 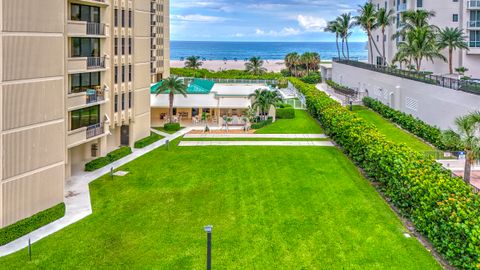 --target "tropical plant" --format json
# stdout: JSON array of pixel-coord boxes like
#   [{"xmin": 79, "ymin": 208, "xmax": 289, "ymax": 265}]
[
  {"xmin": 249, "ymin": 89, "xmax": 282, "ymax": 120},
  {"xmin": 455, "ymin": 66, "xmax": 469, "ymax": 75},
  {"xmin": 325, "ymin": 20, "xmax": 342, "ymax": 59},
  {"xmin": 245, "ymin": 56, "xmax": 267, "ymax": 75},
  {"xmin": 437, "ymin": 27, "xmax": 469, "ymax": 74},
  {"xmin": 442, "ymin": 112, "xmax": 480, "ymax": 183},
  {"xmin": 285, "ymin": 52, "xmax": 301, "ymax": 77},
  {"xmin": 355, "ymin": 3, "xmax": 381, "ymax": 64},
  {"xmin": 154, "ymin": 76, "xmax": 188, "ymax": 124},
  {"xmin": 394, "ymin": 9, "xmax": 437, "ymax": 40},
  {"xmin": 336, "ymin": 13, "xmax": 355, "ymax": 59},
  {"xmin": 184, "ymin": 56, "xmax": 203, "ymax": 69},
  {"xmin": 284, "ymin": 52, "xmax": 321, "ymax": 77},
  {"xmin": 376, "ymin": 8, "xmax": 396, "ymax": 65}
]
